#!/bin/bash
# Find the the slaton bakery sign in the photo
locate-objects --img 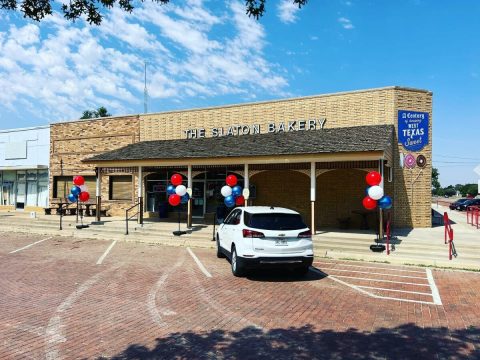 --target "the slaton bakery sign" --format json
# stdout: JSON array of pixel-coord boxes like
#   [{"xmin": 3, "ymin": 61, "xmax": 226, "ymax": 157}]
[{"xmin": 184, "ymin": 118, "xmax": 327, "ymax": 139}]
